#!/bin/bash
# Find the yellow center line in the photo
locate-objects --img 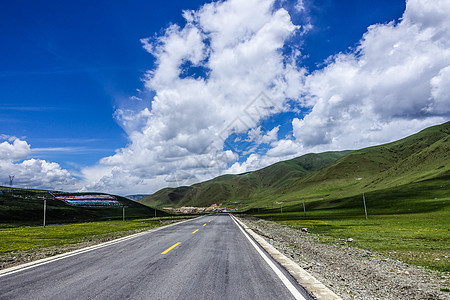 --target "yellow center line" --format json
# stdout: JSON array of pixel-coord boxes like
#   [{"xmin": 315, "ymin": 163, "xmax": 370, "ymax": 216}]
[
  {"xmin": 203, "ymin": 223, "xmax": 207, "ymax": 226},
  {"xmin": 161, "ymin": 242, "xmax": 181, "ymax": 254},
  {"xmin": 192, "ymin": 229, "xmax": 199, "ymax": 234}
]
